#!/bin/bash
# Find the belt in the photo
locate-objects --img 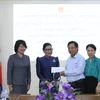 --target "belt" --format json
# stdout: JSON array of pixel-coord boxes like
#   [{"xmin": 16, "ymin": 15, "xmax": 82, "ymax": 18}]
[{"xmin": 68, "ymin": 79, "xmax": 84, "ymax": 85}]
